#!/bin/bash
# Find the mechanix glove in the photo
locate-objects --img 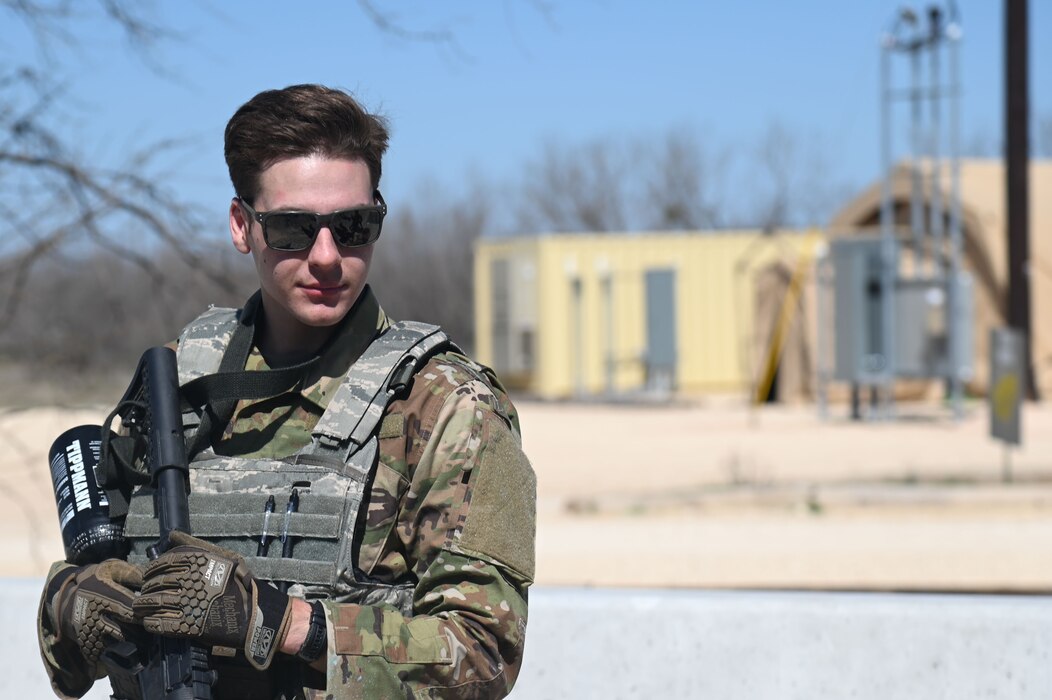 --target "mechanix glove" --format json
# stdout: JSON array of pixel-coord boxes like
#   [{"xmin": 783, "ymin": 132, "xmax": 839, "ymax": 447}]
[
  {"xmin": 133, "ymin": 531, "xmax": 293, "ymax": 670},
  {"xmin": 49, "ymin": 559, "xmax": 144, "ymax": 674}
]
